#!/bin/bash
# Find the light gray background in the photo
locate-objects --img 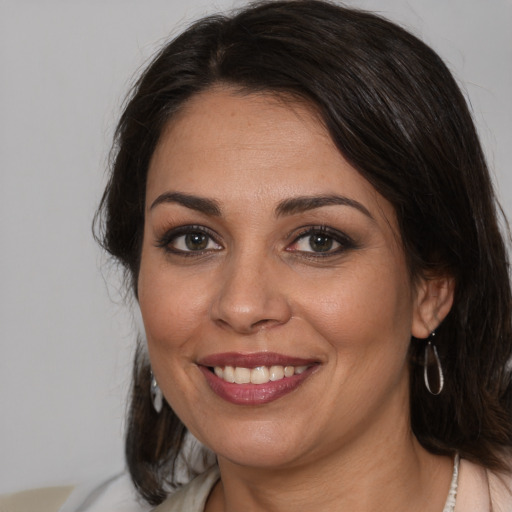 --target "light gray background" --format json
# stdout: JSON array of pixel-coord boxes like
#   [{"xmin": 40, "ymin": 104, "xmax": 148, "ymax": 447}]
[{"xmin": 1, "ymin": 0, "xmax": 511, "ymax": 493}]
